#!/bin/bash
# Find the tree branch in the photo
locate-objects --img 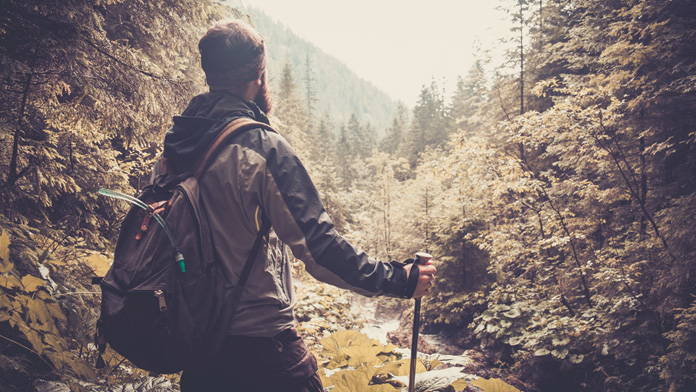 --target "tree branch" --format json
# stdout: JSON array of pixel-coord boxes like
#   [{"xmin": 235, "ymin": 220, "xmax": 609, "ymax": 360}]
[
  {"xmin": 589, "ymin": 120, "xmax": 669, "ymax": 251},
  {"xmin": 513, "ymin": 151, "xmax": 594, "ymax": 308},
  {"xmin": 82, "ymin": 35, "xmax": 179, "ymax": 84},
  {"xmin": 8, "ymin": 49, "xmax": 38, "ymax": 187}
]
